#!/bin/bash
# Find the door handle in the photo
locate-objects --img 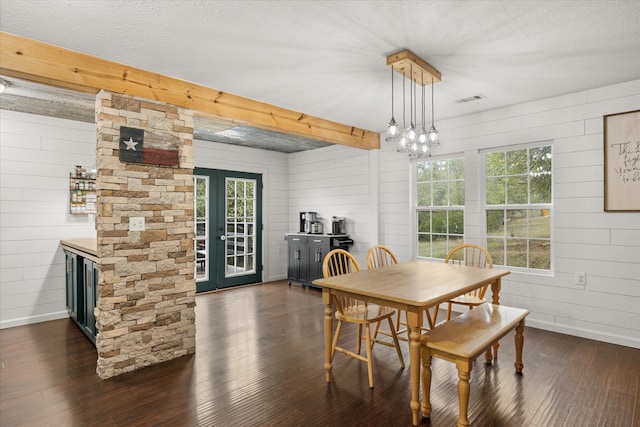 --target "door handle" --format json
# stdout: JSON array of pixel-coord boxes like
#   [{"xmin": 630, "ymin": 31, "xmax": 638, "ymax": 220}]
[{"xmin": 219, "ymin": 235, "xmax": 226, "ymax": 241}]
